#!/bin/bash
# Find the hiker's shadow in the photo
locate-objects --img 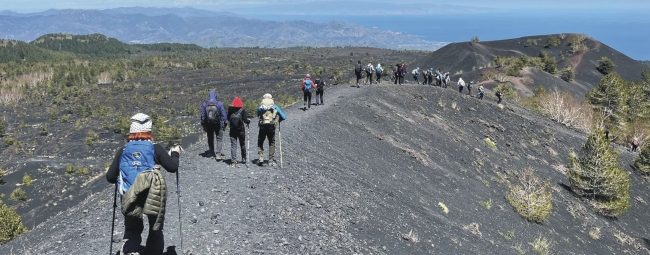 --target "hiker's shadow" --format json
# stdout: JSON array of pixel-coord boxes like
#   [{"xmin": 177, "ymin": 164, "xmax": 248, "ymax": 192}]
[
  {"xmin": 199, "ymin": 150, "xmax": 213, "ymax": 158},
  {"xmin": 163, "ymin": 246, "xmax": 178, "ymax": 255}
]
